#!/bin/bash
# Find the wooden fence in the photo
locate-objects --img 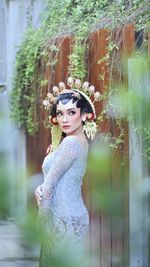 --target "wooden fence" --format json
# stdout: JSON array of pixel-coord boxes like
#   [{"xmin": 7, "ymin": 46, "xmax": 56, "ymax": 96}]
[{"xmin": 26, "ymin": 24, "xmax": 147, "ymax": 267}]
